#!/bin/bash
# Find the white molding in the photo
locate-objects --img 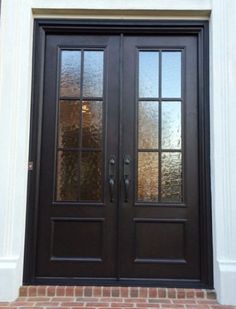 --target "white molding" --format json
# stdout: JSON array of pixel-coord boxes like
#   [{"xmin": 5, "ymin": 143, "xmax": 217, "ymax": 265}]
[
  {"xmin": 30, "ymin": 0, "xmax": 211, "ymax": 11},
  {"xmin": 0, "ymin": 0, "xmax": 33, "ymax": 301},
  {"xmin": 0, "ymin": 257, "xmax": 20, "ymax": 301},
  {"xmin": 215, "ymin": 260, "xmax": 236, "ymax": 304},
  {"xmin": 210, "ymin": 0, "xmax": 236, "ymax": 305},
  {"xmin": 33, "ymin": 11, "xmax": 210, "ymax": 20}
]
